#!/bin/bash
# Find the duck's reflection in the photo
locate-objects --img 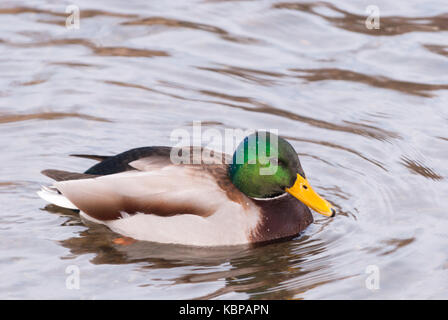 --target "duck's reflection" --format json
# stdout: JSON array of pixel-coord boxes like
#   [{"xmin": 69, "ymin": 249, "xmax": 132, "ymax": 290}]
[{"xmin": 45, "ymin": 204, "xmax": 340, "ymax": 299}]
